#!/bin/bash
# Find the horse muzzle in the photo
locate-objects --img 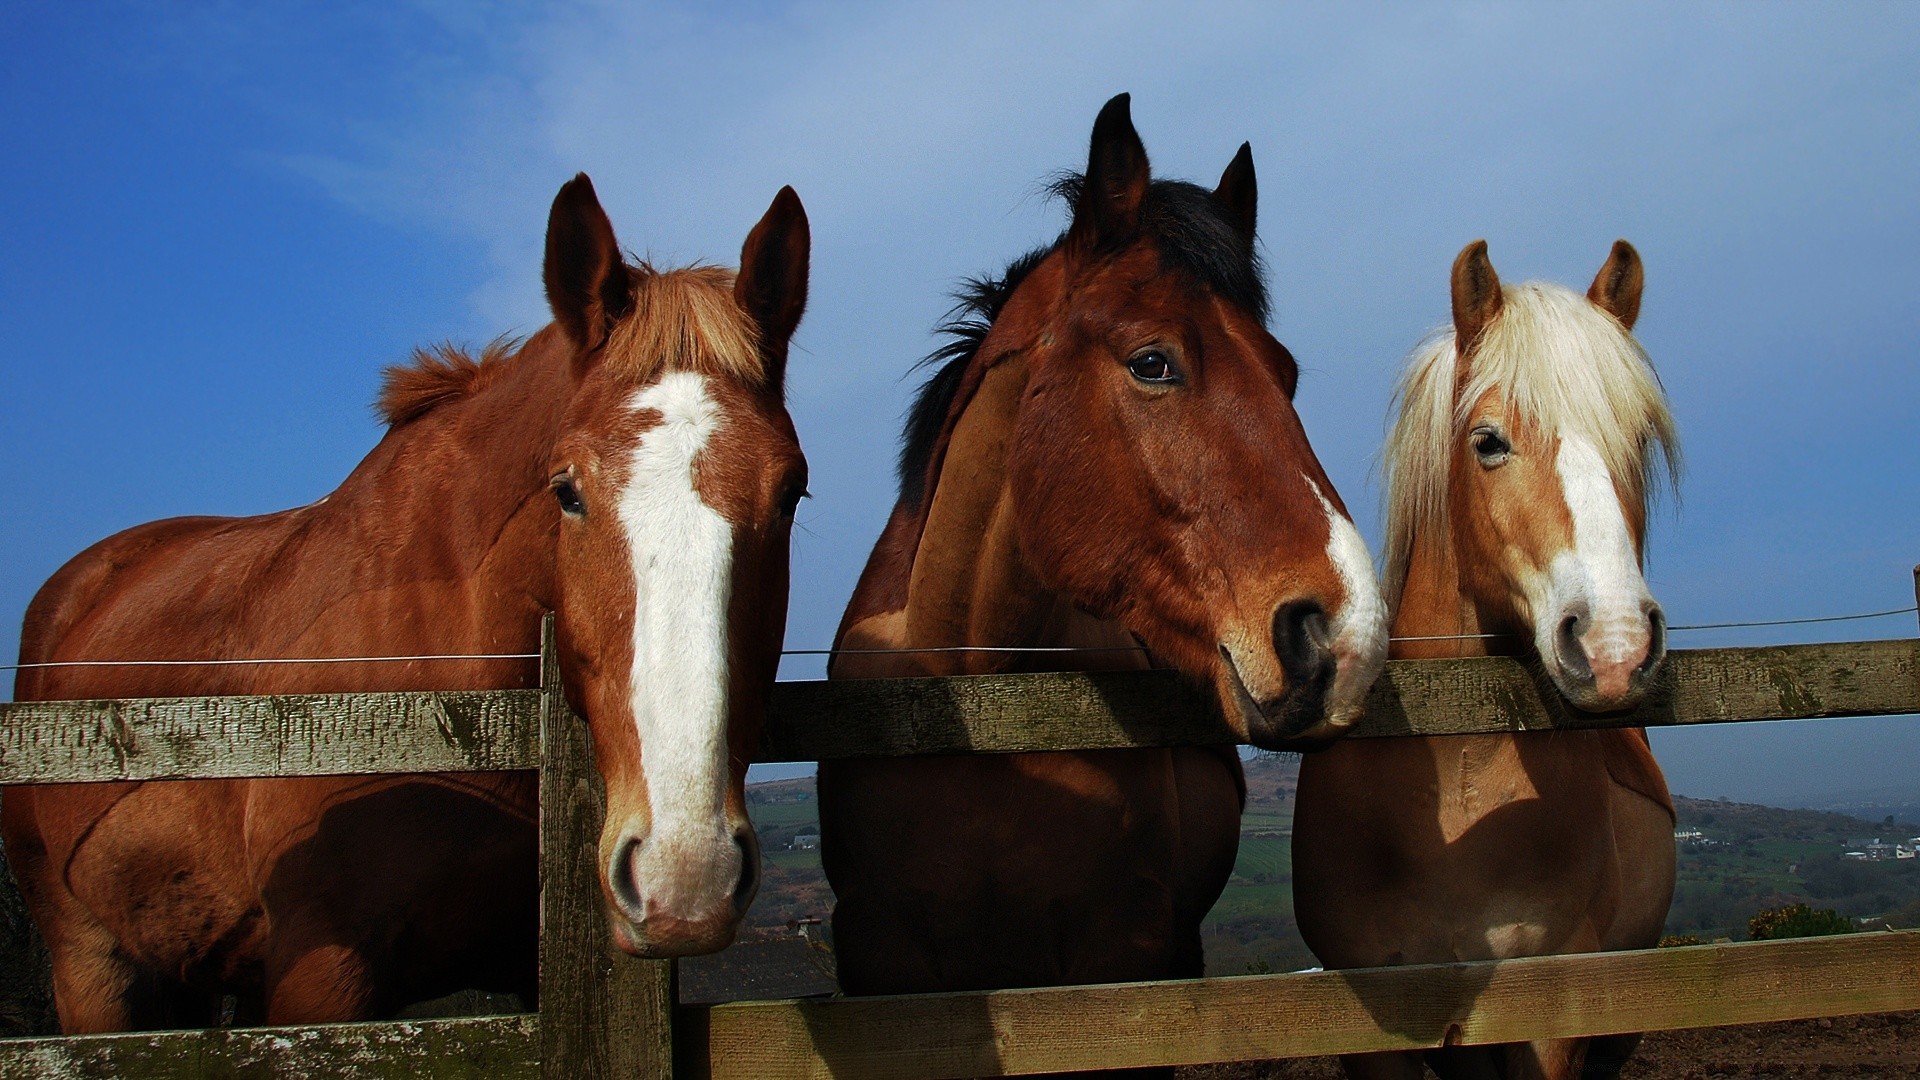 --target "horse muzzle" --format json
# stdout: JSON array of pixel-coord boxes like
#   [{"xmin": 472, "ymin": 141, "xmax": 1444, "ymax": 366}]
[
  {"xmin": 603, "ymin": 823, "xmax": 761, "ymax": 957},
  {"xmin": 1218, "ymin": 639, "xmax": 1334, "ymax": 752},
  {"xmin": 1547, "ymin": 601, "xmax": 1667, "ymax": 712}
]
